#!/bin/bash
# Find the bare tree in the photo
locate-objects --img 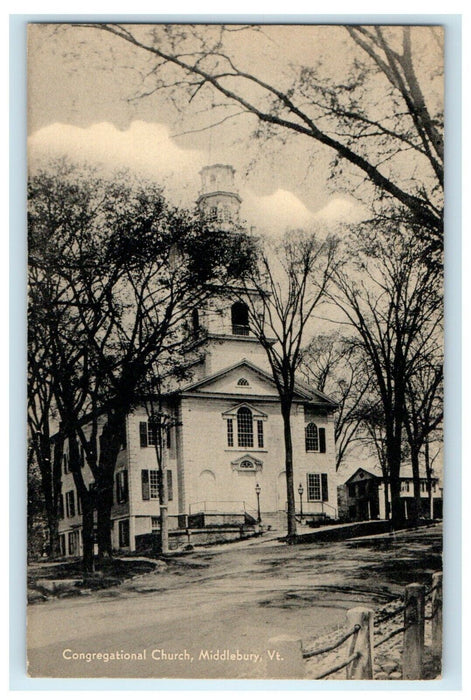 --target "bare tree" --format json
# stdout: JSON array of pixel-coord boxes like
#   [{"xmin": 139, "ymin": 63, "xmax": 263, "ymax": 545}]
[
  {"xmin": 28, "ymin": 159, "xmax": 257, "ymax": 566},
  {"xmin": 70, "ymin": 23, "xmax": 443, "ymax": 244},
  {"xmin": 237, "ymin": 232, "xmax": 339, "ymax": 541},
  {"xmin": 28, "ymin": 299, "xmax": 64, "ymax": 557},
  {"xmin": 300, "ymin": 333, "xmax": 372, "ymax": 470},
  {"xmin": 404, "ymin": 356, "xmax": 443, "ymax": 520},
  {"xmin": 331, "ymin": 222, "xmax": 442, "ymax": 527}
]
